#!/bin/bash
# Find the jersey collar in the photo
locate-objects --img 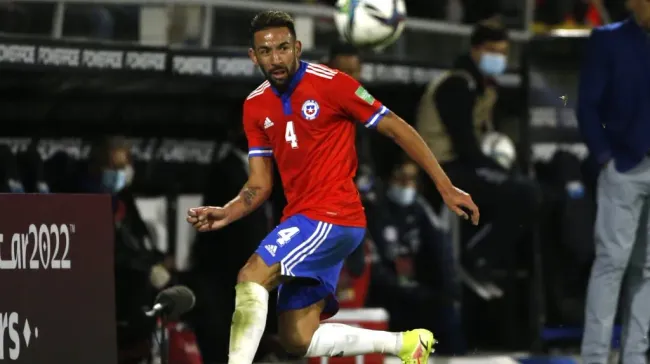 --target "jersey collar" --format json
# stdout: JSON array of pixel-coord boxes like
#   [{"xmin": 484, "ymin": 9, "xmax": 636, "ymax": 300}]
[{"xmin": 270, "ymin": 60, "xmax": 307, "ymax": 98}]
